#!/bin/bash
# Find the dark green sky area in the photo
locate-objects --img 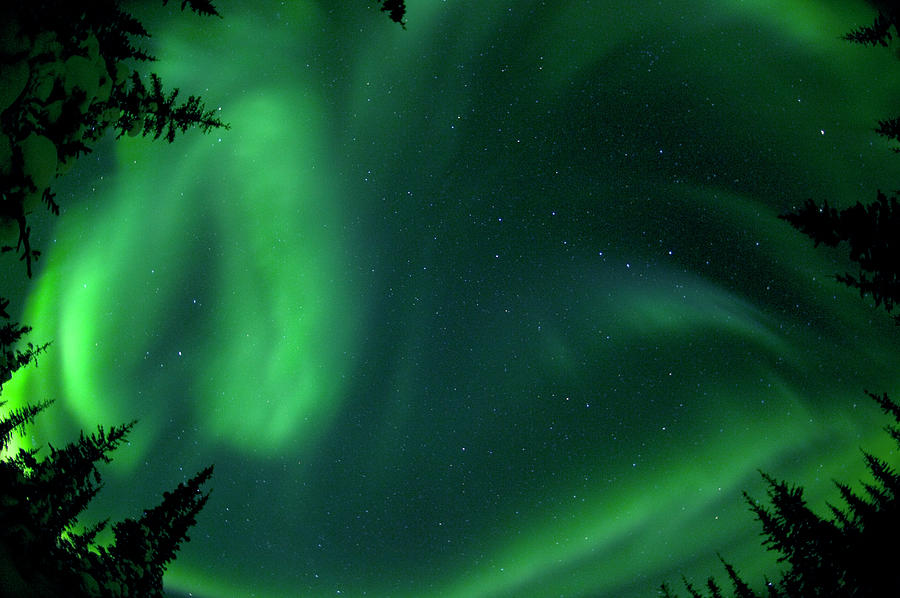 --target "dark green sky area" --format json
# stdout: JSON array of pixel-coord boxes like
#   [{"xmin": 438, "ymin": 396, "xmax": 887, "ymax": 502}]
[{"xmin": 5, "ymin": 1, "xmax": 900, "ymax": 596}]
